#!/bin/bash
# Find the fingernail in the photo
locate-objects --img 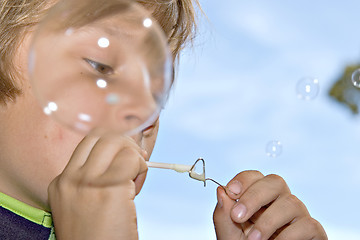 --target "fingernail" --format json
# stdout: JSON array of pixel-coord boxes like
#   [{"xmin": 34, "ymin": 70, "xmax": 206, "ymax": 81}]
[
  {"xmin": 227, "ymin": 180, "xmax": 242, "ymax": 195},
  {"xmin": 248, "ymin": 229, "xmax": 261, "ymax": 240},
  {"xmin": 216, "ymin": 192, "xmax": 223, "ymax": 208},
  {"xmin": 232, "ymin": 203, "xmax": 247, "ymax": 220}
]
